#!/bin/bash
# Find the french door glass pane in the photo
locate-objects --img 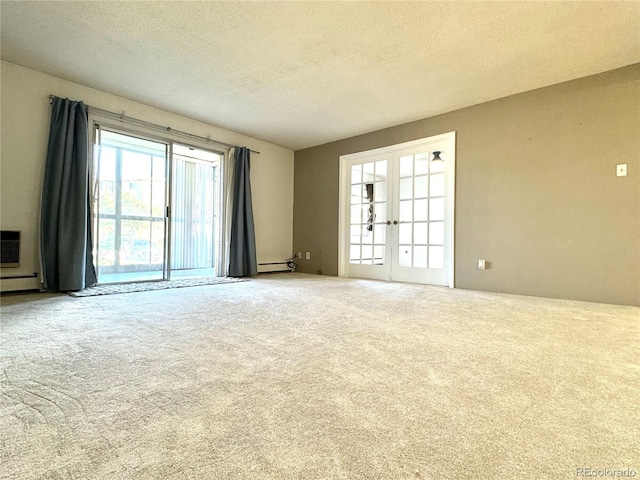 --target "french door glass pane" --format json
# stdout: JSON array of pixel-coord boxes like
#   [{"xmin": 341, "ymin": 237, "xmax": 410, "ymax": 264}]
[
  {"xmin": 414, "ymin": 176, "xmax": 428, "ymax": 198},
  {"xmin": 429, "ymin": 198, "xmax": 445, "ymax": 221},
  {"xmin": 414, "ymin": 223, "xmax": 428, "ymax": 244},
  {"xmin": 350, "ymin": 225, "xmax": 361, "ymax": 244},
  {"xmin": 361, "ymin": 245, "xmax": 373, "ymax": 264},
  {"xmin": 374, "ymin": 224, "xmax": 386, "ymax": 244},
  {"xmin": 363, "ymin": 162, "xmax": 375, "ymax": 182},
  {"xmin": 414, "ymin": 199, "xmax": 429, "ymax": 222},
  {"xmin": 350, "ymin": 205, "xmax": 362, "ymax": 224},
  {"xmin": 399, "ymin": 178, "xmax": 413, "ymax": 199},
  {"xmin": 350, "ymin": 244, "xmax": 361, "ymax": 264},
  {"xmin": 374, "ymin": 203, "xmax": 386, "ymax": 224},
  {"xmin": 351, "ymin": 165, "xmax": 362, "ymax": 184},
  {"xmin": 415, "ymin": 153, "xmax": 429, "ymax": 175},
  {"xmin": 373, "ymin": 246, "xmax": 385, "ymax": 265},
  {"xmin": 399, "ymin": 200, "xmax": 412, "ymax": 222},
  {"xmin": 430, "ymin": 153, "xmax": 445, "ymax": 173},
  {"xmin": 400, "ymin": 156, "xmax": 413, "ymax": 177},
  {"xmin": 399, "ymin": 246, "xmax": 412, "ymax": 267},
  {"xmin": 399, "ymin": 223, "xmax": 412, "ymax": 244},
  {"xmin": 362, "ymin": 227, "xmax": 373, "ymax": 244},
  {"xmin": 429, "ymin": 222, "xmax": 444, "ymax": 245},
  {"xmin": 414, "ymin": 246, "xmax": 427, "ymax": 268},
  {"xmin": 430, "ymin": 173, "xmax": 445, "ymax": 197},
  {"xmin": 374, "ymin": 181, "xmax": 387, "ymax": 202},
  {"xmin": 429, "ymin": 246, "xmax": 444, "ymax": 269},
  {"xmin": 349, "ymin": 159, "xmax": 388, "ymax": 266}
]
